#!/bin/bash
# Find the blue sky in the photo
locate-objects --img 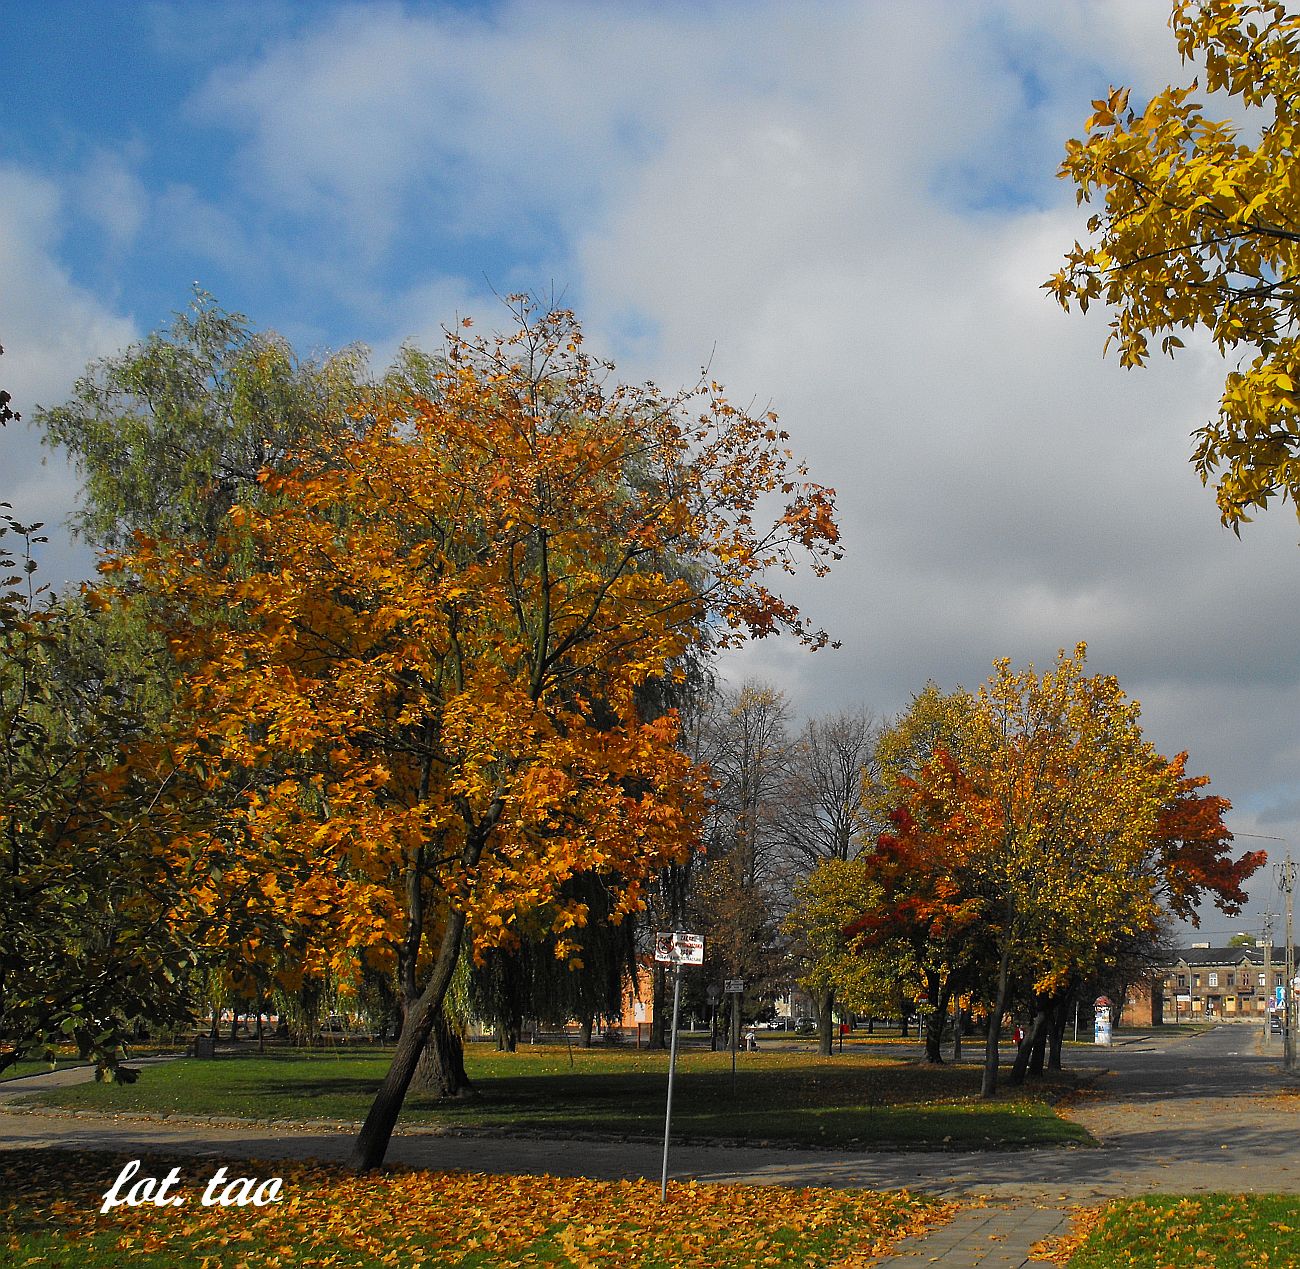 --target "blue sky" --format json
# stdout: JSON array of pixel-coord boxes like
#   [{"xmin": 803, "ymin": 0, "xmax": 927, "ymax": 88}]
[{"xmin": 4, "ymin": 0, "xmax": 1298, "ymax": 937}]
